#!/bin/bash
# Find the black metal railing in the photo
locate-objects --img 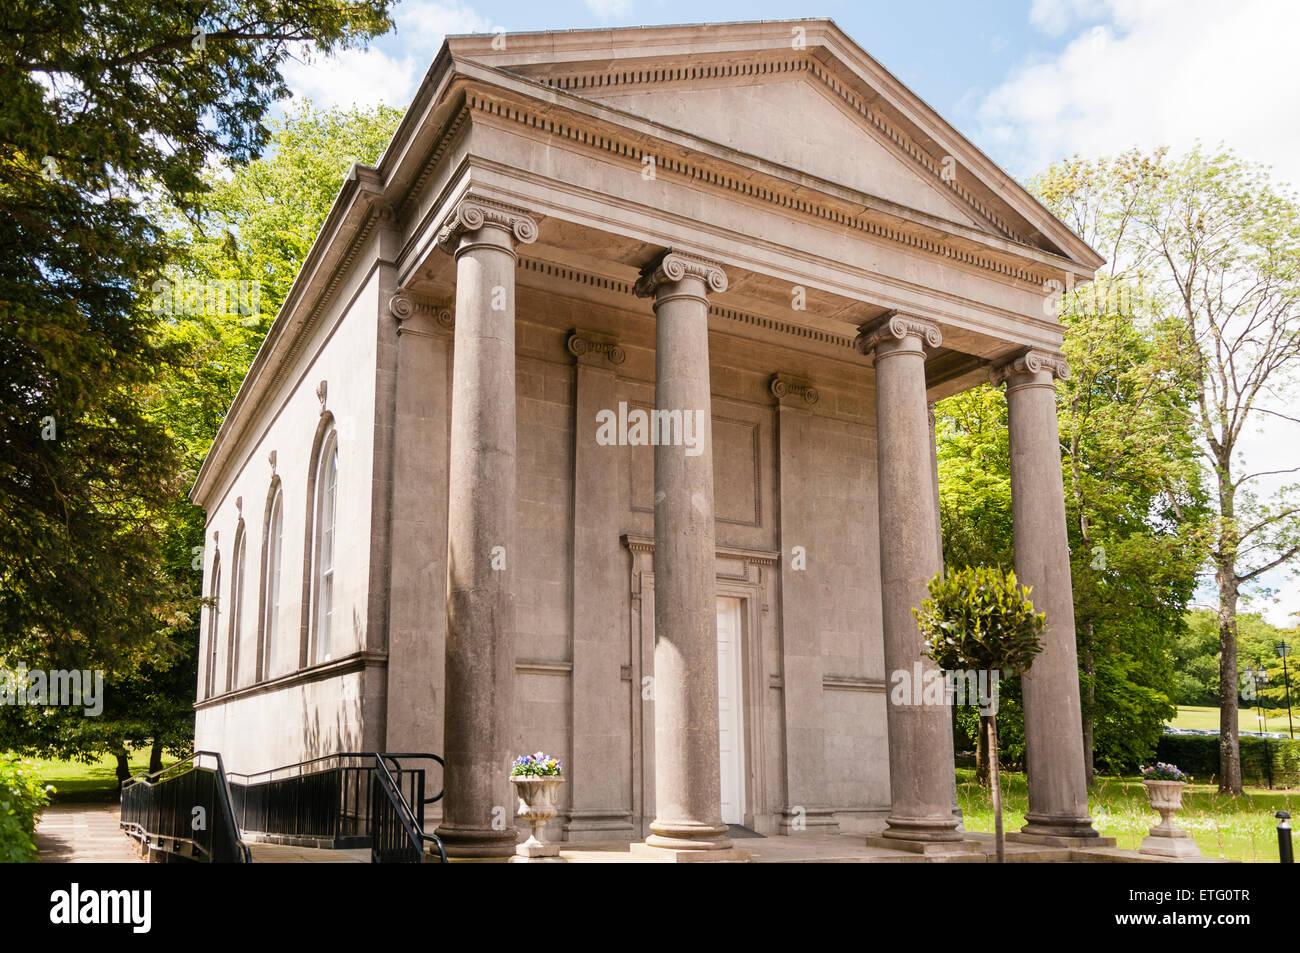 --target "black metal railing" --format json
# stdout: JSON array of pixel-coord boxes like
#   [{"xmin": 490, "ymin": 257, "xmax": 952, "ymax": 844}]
[
  {"xmin": 225, "ymin": 751, "xmax": 443, "ymax": 851},
  {"xmin": 371, "ymin": 755, "xmax": 447, "ymax": 863},
  {"xmin": 120, "ymin": 751, "xmax": 252, "ymax": 863}
]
